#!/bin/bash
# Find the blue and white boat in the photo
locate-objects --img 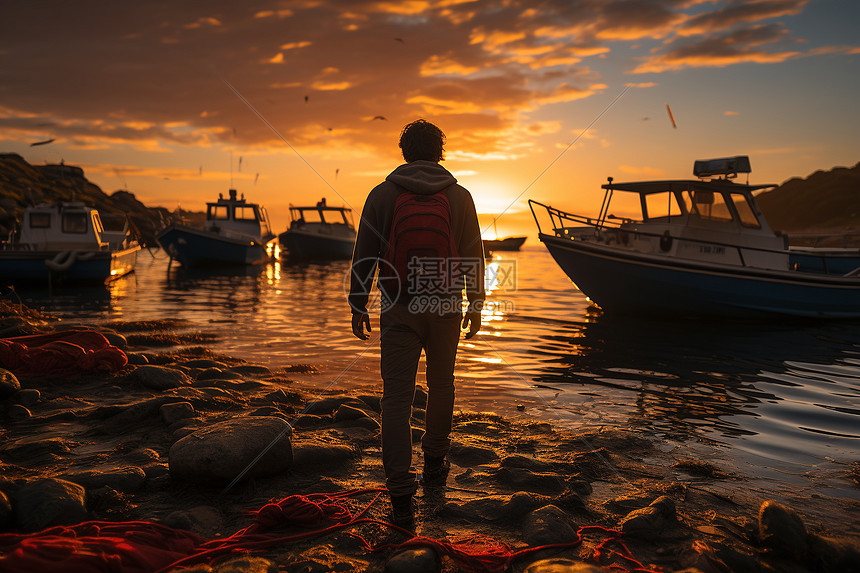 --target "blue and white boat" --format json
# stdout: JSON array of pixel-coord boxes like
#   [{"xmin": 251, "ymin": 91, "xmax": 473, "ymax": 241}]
[
  {"xmin": 278, "ymin": 199, "xmax": 356, "ymax": 260},
  {"xmin": 0, "ymin": 202, "xmax": 140, "ymax": 284},
  {"xmin": 157, "ymin": 189, "xmax": 276, "ymax": 267},
  {"xmin": 530, "ymin": 156, "xmax": 860, "ymax": 319}
]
